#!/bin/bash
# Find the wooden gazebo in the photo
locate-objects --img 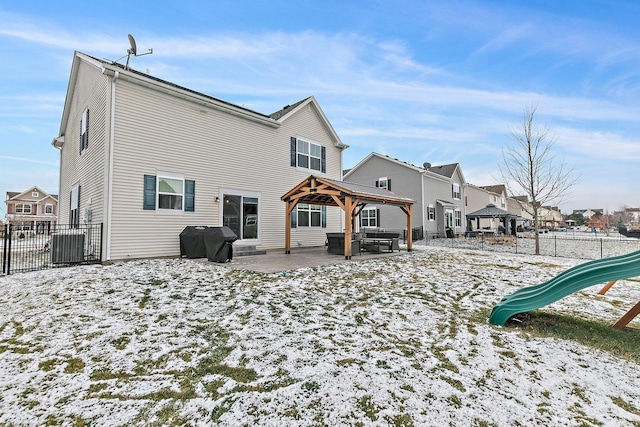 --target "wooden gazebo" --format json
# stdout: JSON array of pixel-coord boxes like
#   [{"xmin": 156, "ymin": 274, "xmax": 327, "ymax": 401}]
[{"xmin": 281, "ymin": 176, "xmax": 416, "ymax": 259}]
